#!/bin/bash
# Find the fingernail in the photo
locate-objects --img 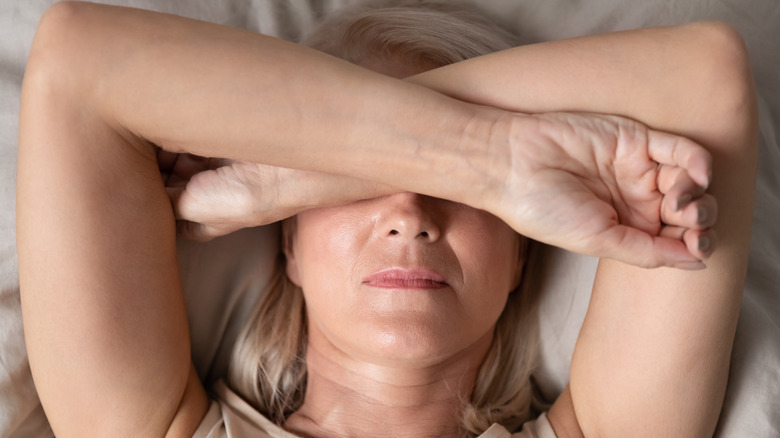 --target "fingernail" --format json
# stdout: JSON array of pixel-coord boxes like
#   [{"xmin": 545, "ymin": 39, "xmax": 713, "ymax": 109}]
[
  {"xmin": 698, "ymin": 235, "xmax": 711, "ymax": 252},
  {"xmin": 677, "ymin": 261, "xmax": 707, "ymax": 271},
  {"xmin": 698, "ymin": 206, "xmax": 708, "ymax": 223},
  {"xmin": 676, "ymin": 194, "xmax": 692, "ymax": 211}
]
